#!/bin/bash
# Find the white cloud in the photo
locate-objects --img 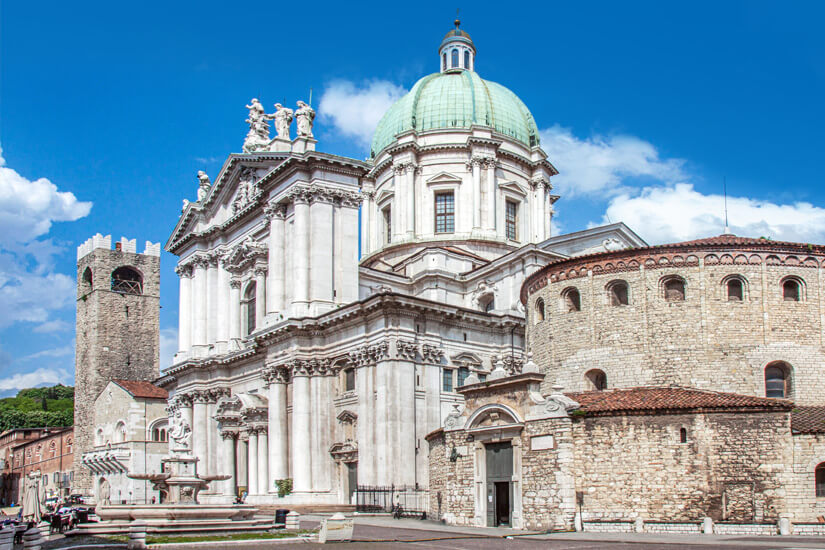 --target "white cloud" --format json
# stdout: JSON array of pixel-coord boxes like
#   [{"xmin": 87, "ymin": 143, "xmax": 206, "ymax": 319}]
[
  {"xmin": 159, "ymin": 327, "xmax": 178, "ymax": 370},
  {"xmin": 0, "ymin": 145, "xmax": 92, "ymax": 244},
  {"xmin": 601, "ymin": 183, "xmax": 825, "ymax": 245},
  {"xmin": 33, "ymin": 319, "xmax": 72, "ymax": 333},
  {"xmin": 0, "ymin": 367, "xmax": 72, "ymax": 392},
  {"xmin": 19, "ymin": 342, "xmax": 75, "ymax": 362},
  {"xmin": 540, "ymin": 125, "xmax": 687, "ymax": 198},
  {"xmin": 318, "ymin": 80, "xmax": 407, "ymax": 147}
]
